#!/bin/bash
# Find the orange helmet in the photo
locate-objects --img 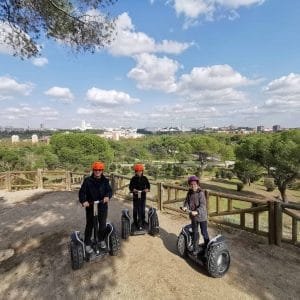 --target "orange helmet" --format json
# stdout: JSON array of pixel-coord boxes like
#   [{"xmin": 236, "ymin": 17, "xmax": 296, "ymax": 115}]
[
  {"xmin": 134, "ymin": 163, "xmax": 144, "ymax": 172},
  {"xmin": 92, "ymin": 161, "xmax": 105, "ymax": 170}
]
